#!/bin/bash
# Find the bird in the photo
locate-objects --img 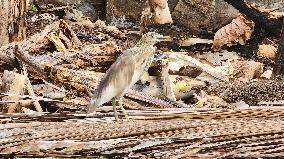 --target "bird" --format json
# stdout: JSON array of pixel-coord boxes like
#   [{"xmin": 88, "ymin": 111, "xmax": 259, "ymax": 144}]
[{"xmin": 87, "ymin": 32, "xmax": 171, "ymax": 121}]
